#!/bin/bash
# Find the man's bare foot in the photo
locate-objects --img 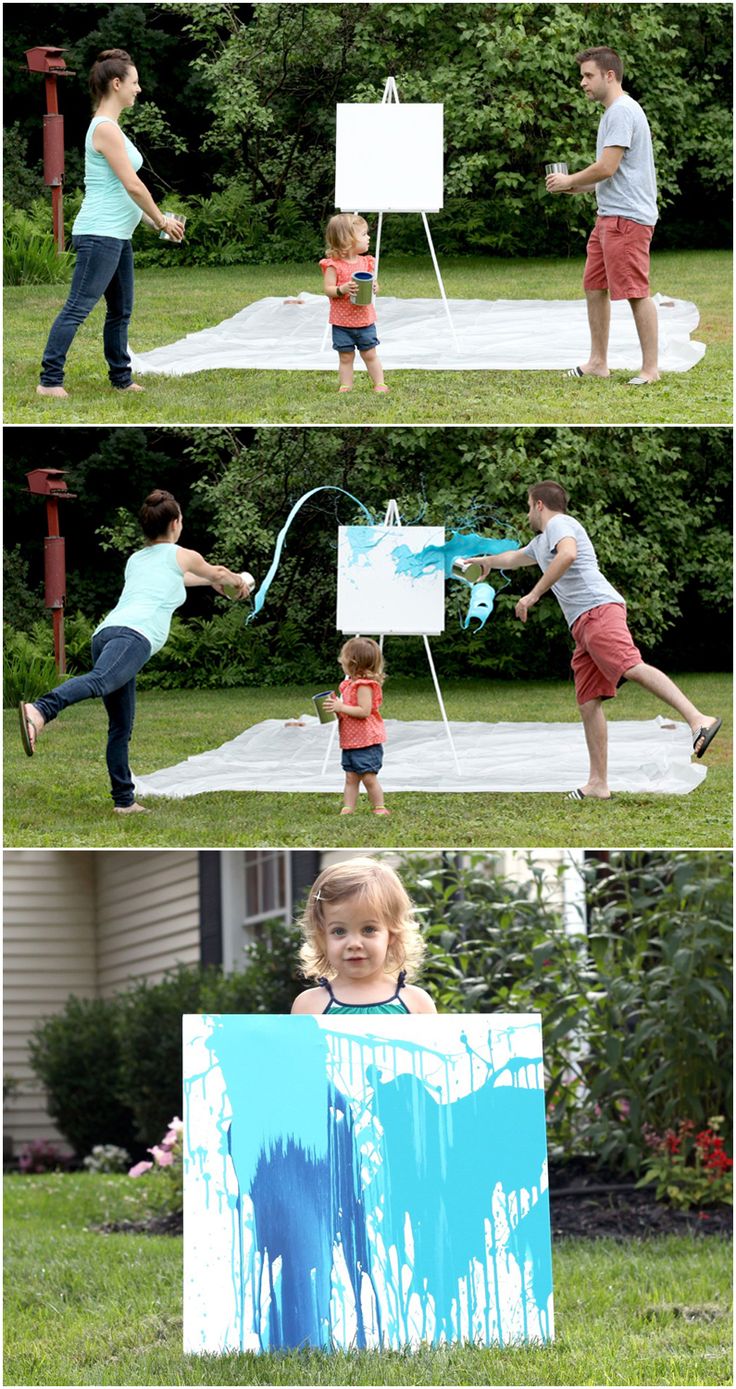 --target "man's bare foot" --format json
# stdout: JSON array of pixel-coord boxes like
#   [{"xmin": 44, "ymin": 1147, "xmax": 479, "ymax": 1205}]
[
  {"xmin": 113, "ymin": 802, "xmax": 150, "ymax": 814},
  {"xmin": 116, "ymin": 382, "xmax": 145, "ymax": 393},
  {"xmin": 691, "ymin": 715, "xmax": 722, "ymax": 757},
  {"xmin": 628, "ymin": 372, "xmax": 660, "ymax": 385},
  {"xmin": 565, "ymin": 364, "xmax": 610, "ymax": 379},
  {"xmin": 36, "ymin": 385, "xmax": 69, "ymax": 398},
  {"xmin": 567, "ymin": 784, "xmax": 612, "ymax": 801}
]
